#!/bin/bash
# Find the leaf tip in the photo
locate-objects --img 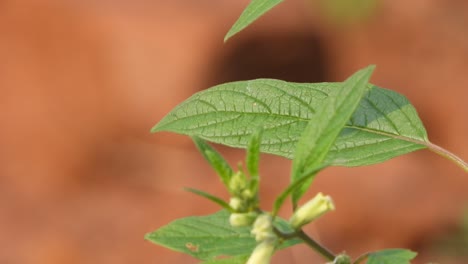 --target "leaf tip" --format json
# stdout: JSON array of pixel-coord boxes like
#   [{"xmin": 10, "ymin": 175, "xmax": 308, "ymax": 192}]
[
  {"xmin": 144, "ymin": 232, "xmax": 154, "ymax": 242},
  {"xmin": 361, "ymin": 64, "xmax": 376, "ymax": 77},
  {"xmin": 223, "ymin": 32, "xmax": 233, "ymax": 43},
  {"xmin": 150, "ymin": 124, "xmax": 162, "ymax": 133}
]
